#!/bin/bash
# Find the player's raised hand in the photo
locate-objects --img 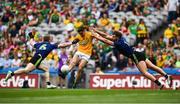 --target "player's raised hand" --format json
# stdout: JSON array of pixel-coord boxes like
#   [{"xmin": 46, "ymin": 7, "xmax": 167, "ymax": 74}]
[{"xmin": 58, "ymin": 42, "xmax": 72, "ymax": 48}]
